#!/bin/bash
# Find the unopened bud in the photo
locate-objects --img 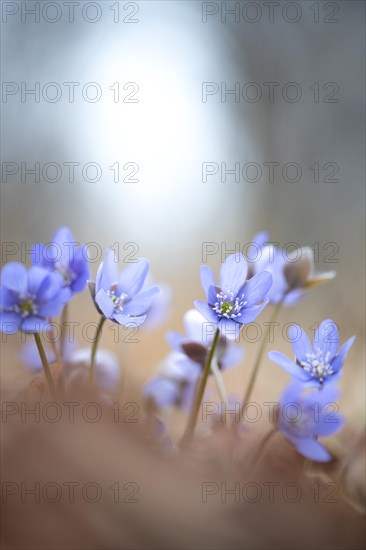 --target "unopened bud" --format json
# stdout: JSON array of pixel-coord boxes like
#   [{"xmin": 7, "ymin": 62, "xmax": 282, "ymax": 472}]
[{"xmin": 284, "ymin": 247, "xmax": 313, "ymax": 289}]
